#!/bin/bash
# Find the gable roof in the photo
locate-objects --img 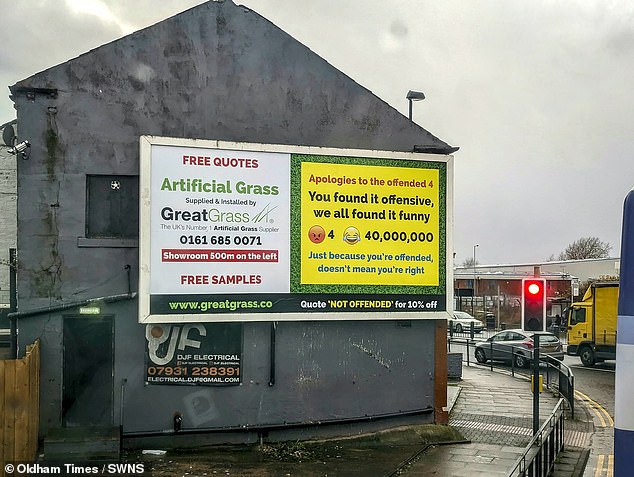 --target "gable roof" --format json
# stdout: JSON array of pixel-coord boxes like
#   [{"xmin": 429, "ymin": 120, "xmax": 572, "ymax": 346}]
[{"xmin": 11, "ymin": 0, "xmax": 457, "ymax": 154}]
